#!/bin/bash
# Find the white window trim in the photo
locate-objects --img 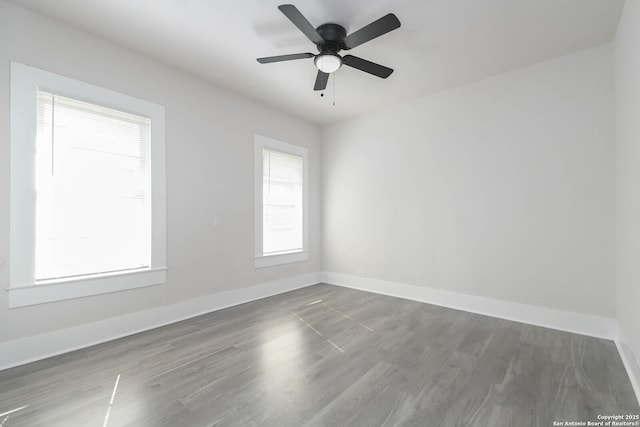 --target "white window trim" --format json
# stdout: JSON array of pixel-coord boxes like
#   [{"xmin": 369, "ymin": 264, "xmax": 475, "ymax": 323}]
[
  {"xmin": 254, "ymin": 135, "xmax": 309, "ymax": 268},
  {"xmin": 8, "ymin": 62, "xmax": 167, "ymax": 308}
]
